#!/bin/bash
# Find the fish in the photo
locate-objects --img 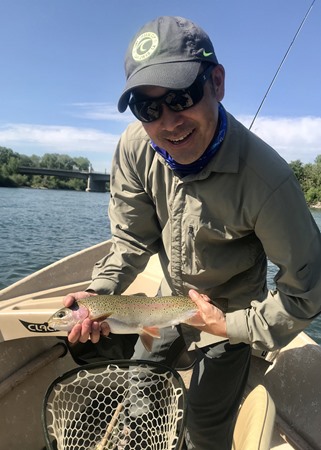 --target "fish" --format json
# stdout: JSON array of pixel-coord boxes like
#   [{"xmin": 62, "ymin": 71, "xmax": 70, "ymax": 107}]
[{"xmin": 47, "ymin": 294, "xmax": 203, "ymax": 351}]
